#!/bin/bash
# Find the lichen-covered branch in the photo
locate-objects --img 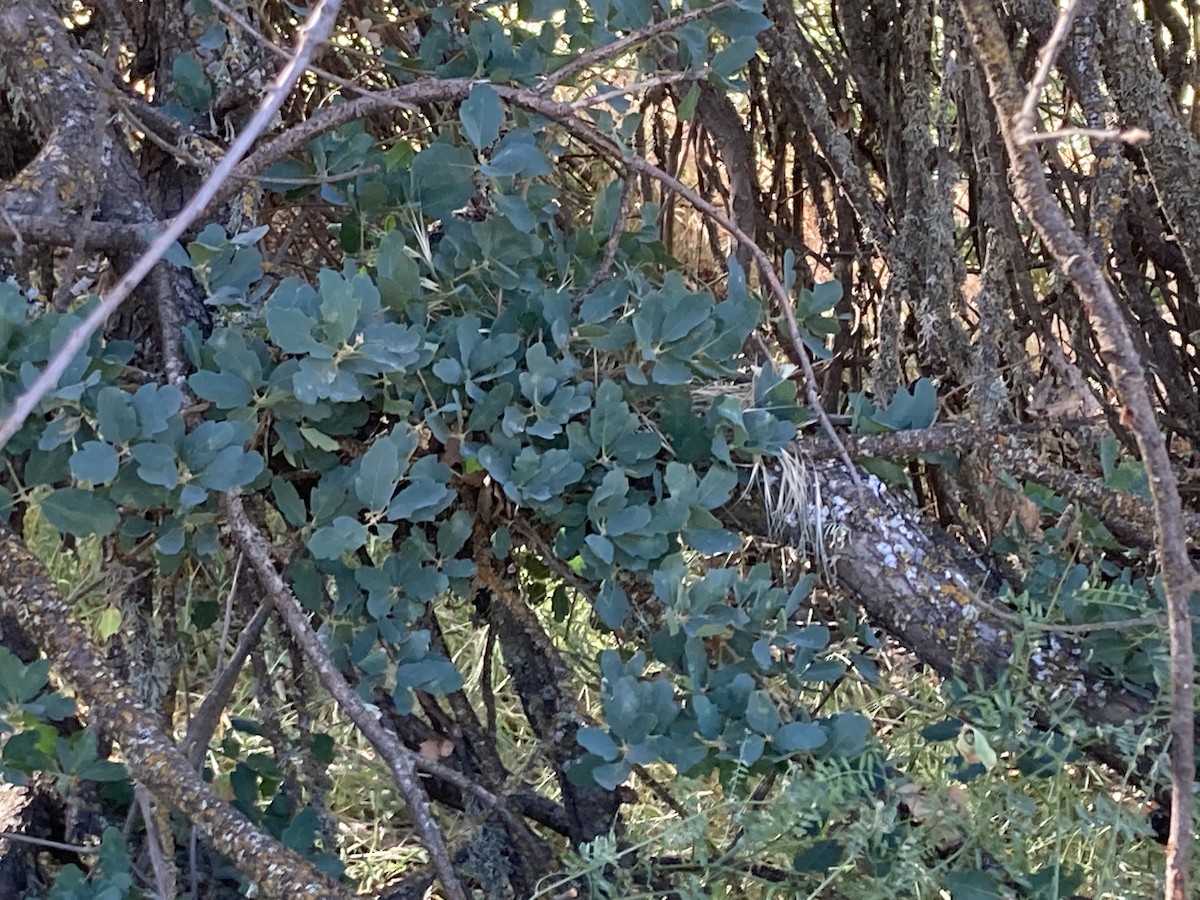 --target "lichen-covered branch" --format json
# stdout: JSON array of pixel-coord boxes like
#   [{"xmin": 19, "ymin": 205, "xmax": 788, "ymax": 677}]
[
  {"xmin": 723, "ymin": 454, "xmax": 1182, "ymax": 782},
  {"xmin": 0, "ymin": 524, "xmax": 352, "ymax": 898}
]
